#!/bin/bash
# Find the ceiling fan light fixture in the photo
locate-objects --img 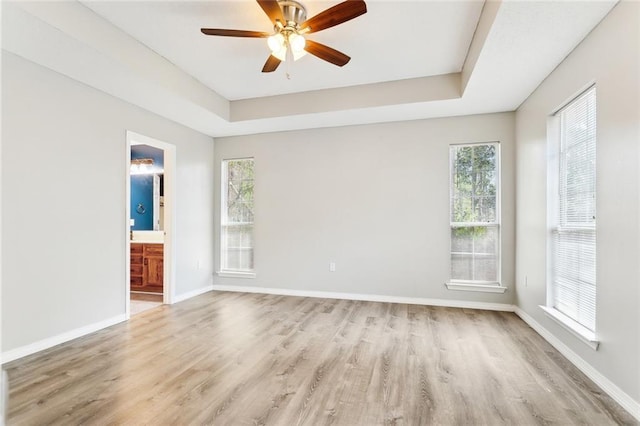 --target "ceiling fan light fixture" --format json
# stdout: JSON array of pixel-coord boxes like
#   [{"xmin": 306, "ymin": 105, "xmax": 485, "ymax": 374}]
[
  {"xmin": 271, "ymin": 46, "xmax": 287, "ymax": 61},
  {"xmin": 268, "ymin": 32, "xmax": 288, "ymax": 61},
  {"xmin": 289, "ymin": 32, "xmax": 306, "ymax": 61},
  {"xmin": 267, "ymin": 31, "xmax": 305, "ymax": 62},
  {"xmin": 289, "ymin": 32, "xmax": 305, "ymax": 52},
  {"xmin": 267, "ymin": 33, "xmax": 285, "ymax": 52},
  {"xmin": 292, "ymin": 49, "xmax": 306, "ymax": 61}
]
